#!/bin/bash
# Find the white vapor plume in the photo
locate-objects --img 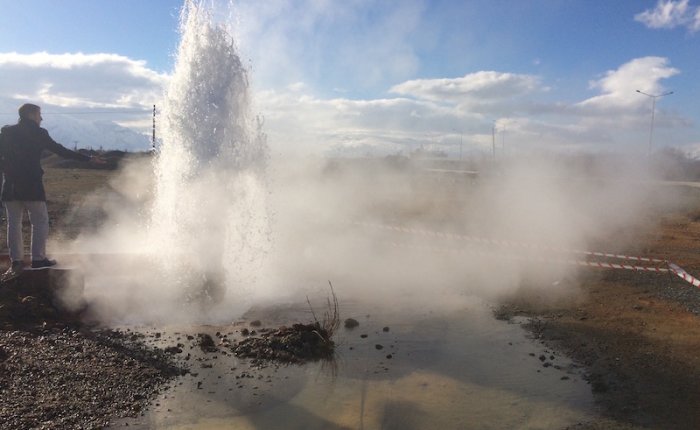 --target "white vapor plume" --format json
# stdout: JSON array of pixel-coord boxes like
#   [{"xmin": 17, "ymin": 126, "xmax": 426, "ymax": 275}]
[
  {"xmin": 64, "ymin": 1, "xmax": 683, "ymax": 326},
  {"xmin": 255, "ymin": 154, "xmax": 676, "ymax": 311}
]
